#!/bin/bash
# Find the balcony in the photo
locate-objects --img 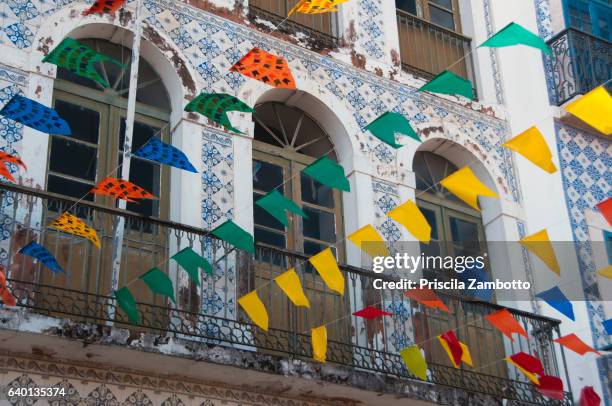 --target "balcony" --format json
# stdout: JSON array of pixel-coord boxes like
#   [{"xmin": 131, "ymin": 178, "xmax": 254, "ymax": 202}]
[
  {"xmin": 396, "ymin": 10, "xmax": 476, "ymax": 87},
  {"xmin": 0, "ymin": 183, "xmax": 572, "ymax": 404},
  {"xmin": 547, "ymin": 28, "xmax": 612, "ymax": 105}
]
